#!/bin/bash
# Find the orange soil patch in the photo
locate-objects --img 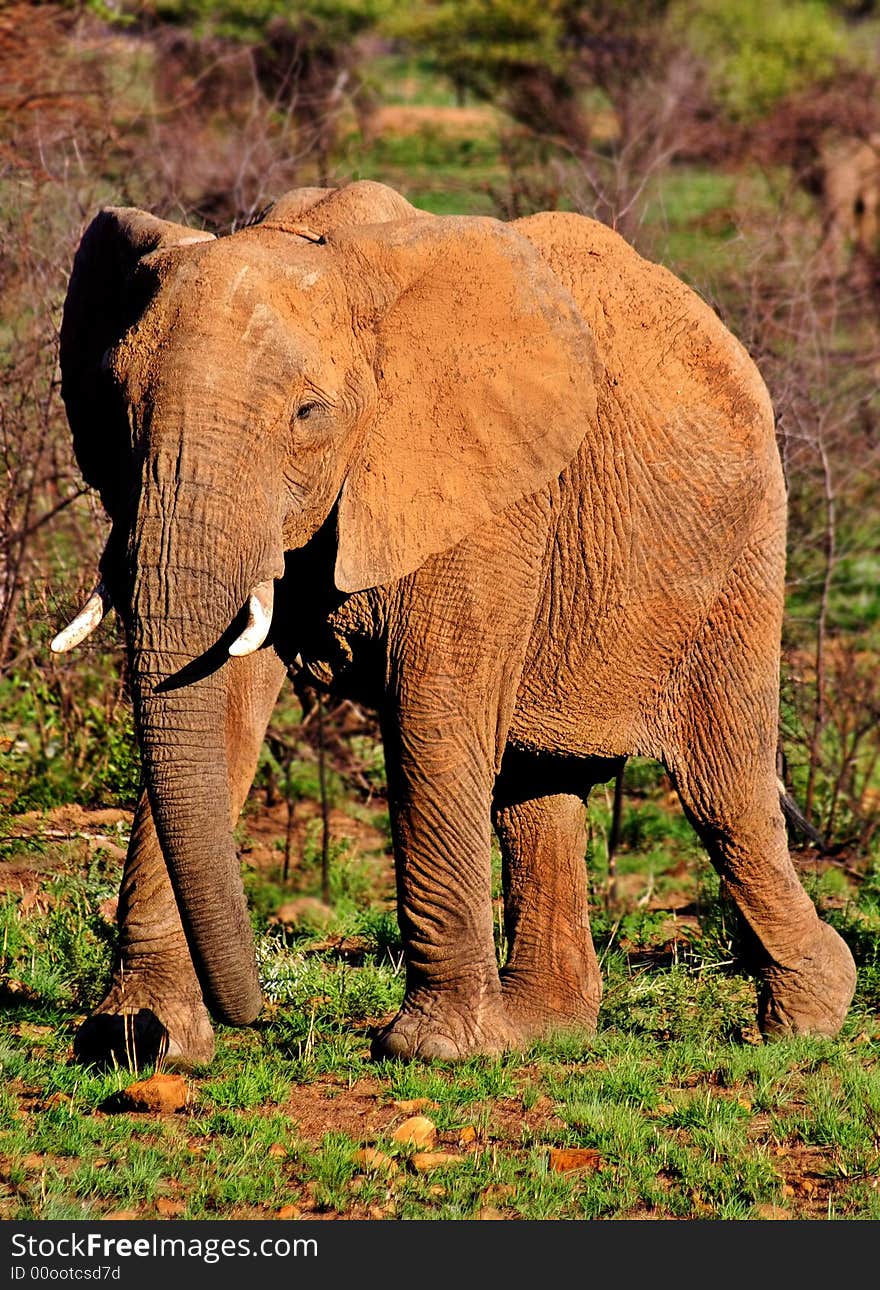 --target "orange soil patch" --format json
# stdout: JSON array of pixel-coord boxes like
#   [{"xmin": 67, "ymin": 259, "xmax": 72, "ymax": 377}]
[{"xmin": 366, "ymin": 104, "xmax": 499, "ymax": 138}]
